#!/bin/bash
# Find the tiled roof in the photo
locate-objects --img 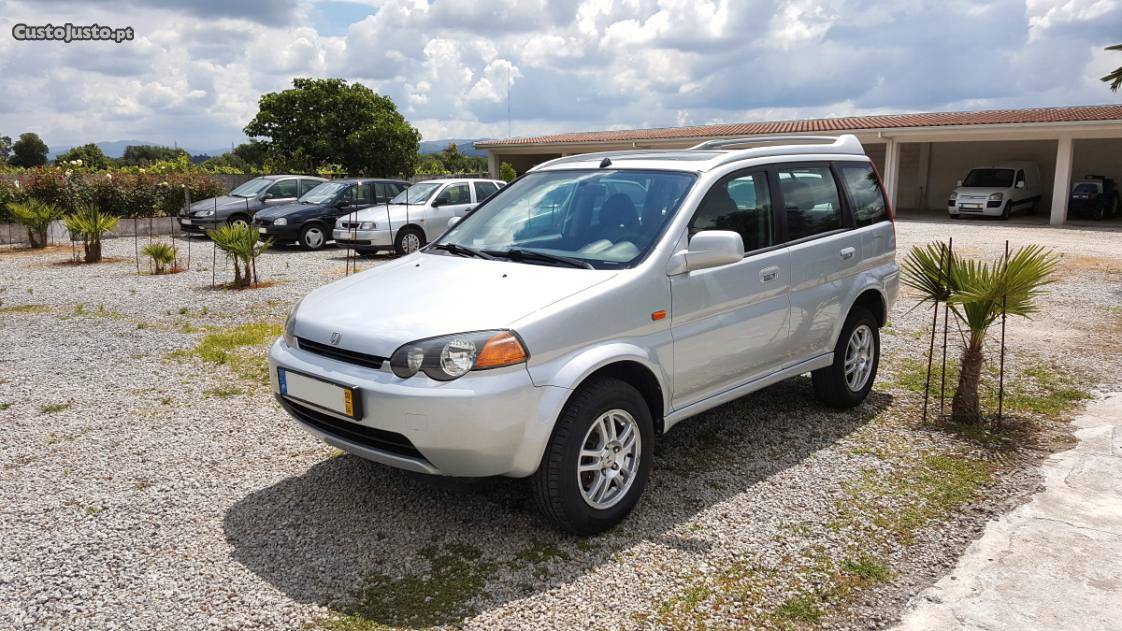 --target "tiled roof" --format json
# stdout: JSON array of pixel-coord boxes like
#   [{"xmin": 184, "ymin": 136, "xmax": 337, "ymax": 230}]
[{"xmin": 474, "ymin": 104, "xmax": 1122, "ymax": 148}]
